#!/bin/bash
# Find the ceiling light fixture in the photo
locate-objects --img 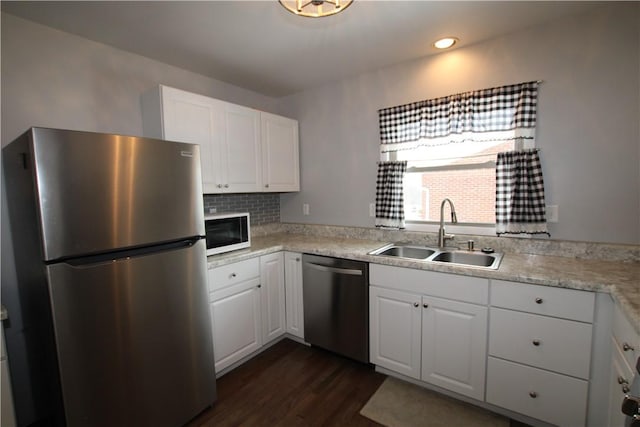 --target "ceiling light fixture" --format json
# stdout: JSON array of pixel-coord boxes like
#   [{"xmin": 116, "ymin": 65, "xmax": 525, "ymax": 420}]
[
  {"xmin": 433, "ymin": 37, "xmax": 459, "ymax": 49},
  {"xmin": 279, "ymin": 0, "xmax": 353, "ymax": 18}
]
